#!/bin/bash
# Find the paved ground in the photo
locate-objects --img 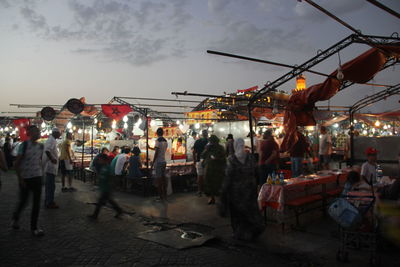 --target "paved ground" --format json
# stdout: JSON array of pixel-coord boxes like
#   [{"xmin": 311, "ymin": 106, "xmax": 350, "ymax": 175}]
[{"xmin": 1, "ymin": 171, "xmax": 399, "ymax": 267}]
